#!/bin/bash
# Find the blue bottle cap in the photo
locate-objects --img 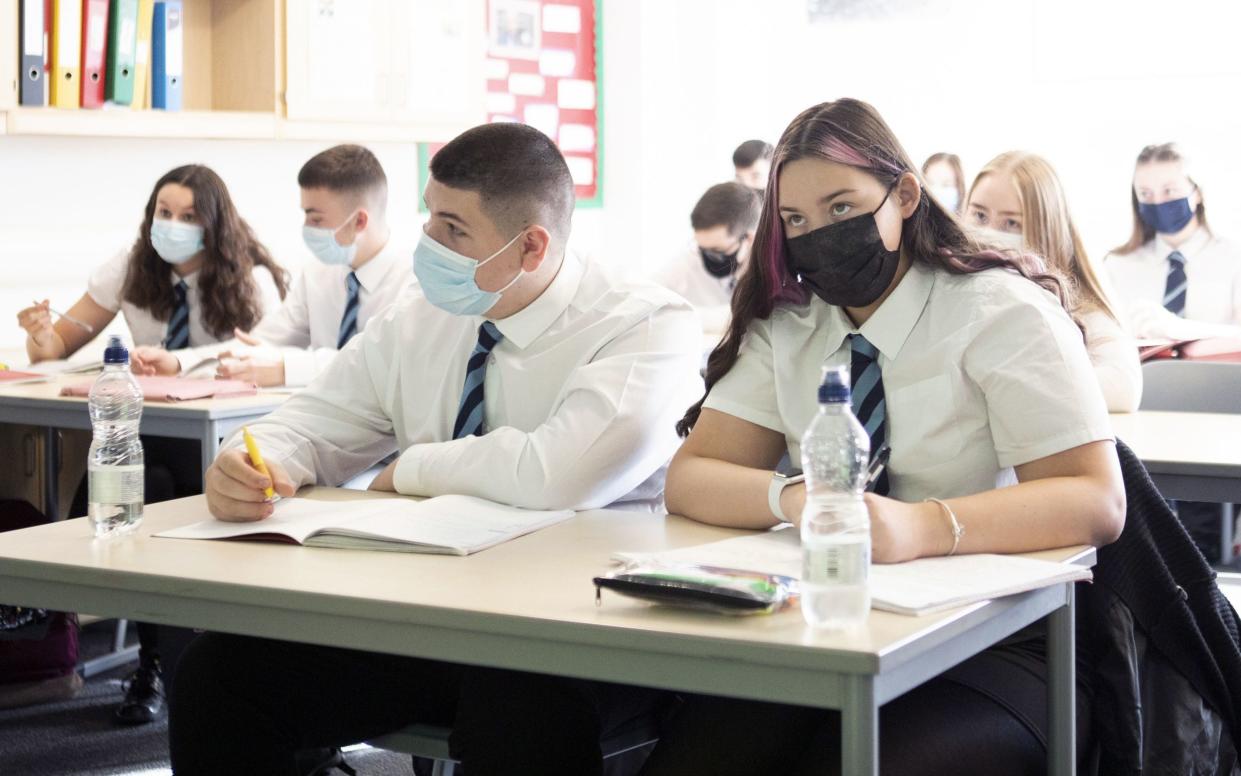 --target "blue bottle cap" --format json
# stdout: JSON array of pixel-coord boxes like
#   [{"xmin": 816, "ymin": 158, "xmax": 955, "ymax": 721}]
[
  {"xmin": 819, "ymin": 369, "xmax": 850, "ymax": 404},
  {"xmin": 103, "ymin": 335, "xmax": 129, "ymax": 365}
]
